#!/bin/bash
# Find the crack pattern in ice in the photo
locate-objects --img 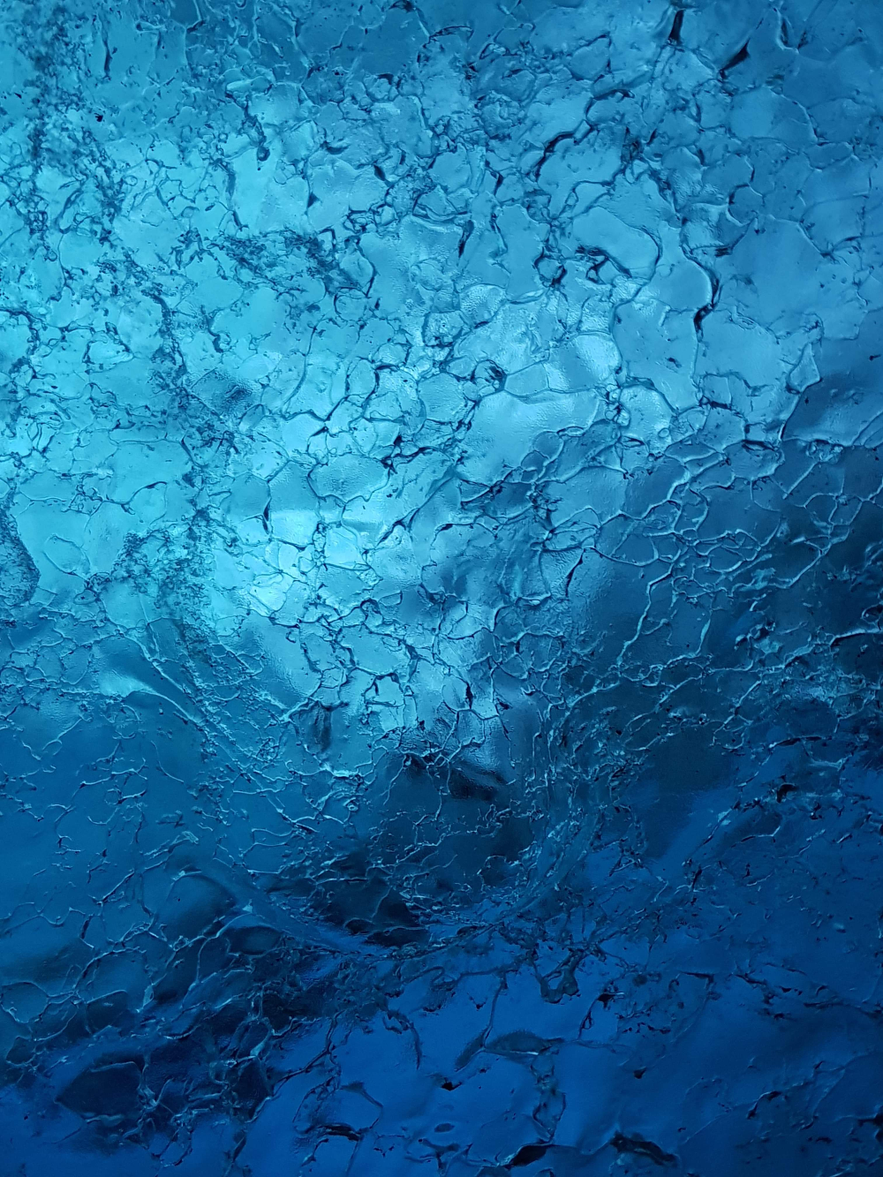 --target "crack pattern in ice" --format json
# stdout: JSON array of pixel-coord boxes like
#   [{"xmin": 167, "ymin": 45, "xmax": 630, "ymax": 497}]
[{"xmin": 2, "ymin": 0, "xmax": 883, "ymax": 1173}]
